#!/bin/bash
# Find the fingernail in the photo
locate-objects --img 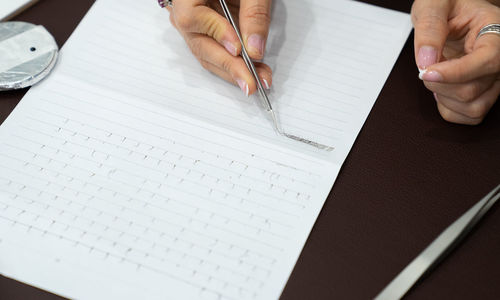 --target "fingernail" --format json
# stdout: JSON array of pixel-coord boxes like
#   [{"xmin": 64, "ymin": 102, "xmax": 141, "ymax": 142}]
[
  {"xmin": 417, "ymin": 46, "xmax": 438, "ymax": 69},
  {"xmin": 263, "ymin": 79, "xmax": 271, "ymax": 90},
  {"xmin": 421, "ymin": 70, "xmax": 443, "ymax": 82},
  {"xmin": 433, "ymin": 92, "xmax": 439, "ymax": 101},
  {"xmin": 236, "ymin": 79, "xmax": 249, "ymax": 97},
  {"xmin": 247, "ymin": 34, "xmax": 265, "ymax": 56},
  {"xmin": 418, "ymin": 68, "xmax": 426, "ymax": 80},
  {"xmin": 223, "ymin": 41, "xmax": 237, "ymax": 56}
]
